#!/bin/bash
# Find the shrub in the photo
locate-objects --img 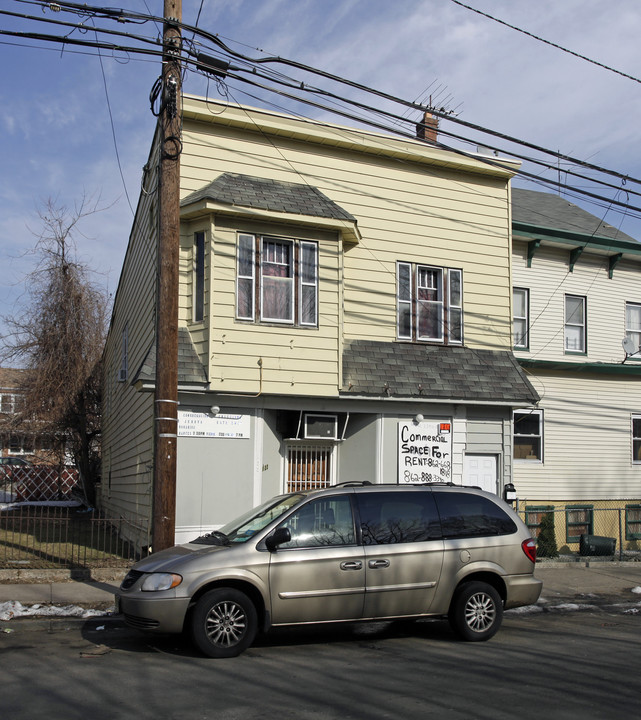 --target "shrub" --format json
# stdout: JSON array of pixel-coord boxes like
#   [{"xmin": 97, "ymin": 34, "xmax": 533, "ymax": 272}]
[{"xmin": 537, "ymin": 512, "xmax": 559, "ymax": 558}]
